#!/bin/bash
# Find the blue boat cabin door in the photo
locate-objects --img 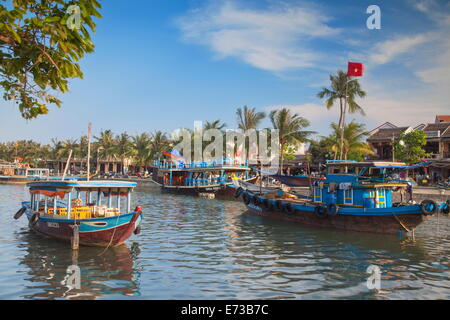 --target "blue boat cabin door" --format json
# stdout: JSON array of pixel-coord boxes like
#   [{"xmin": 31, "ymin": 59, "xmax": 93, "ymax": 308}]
[
  {"xmin": 376, "ymin": 188, "xmax": 387, "ymax": 208},
  {"xmin": 343, "ymin": 189, "xmax": 353, "ymax": 205}
]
